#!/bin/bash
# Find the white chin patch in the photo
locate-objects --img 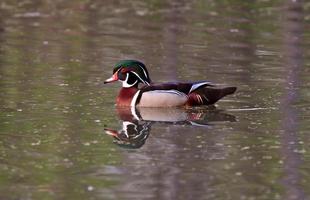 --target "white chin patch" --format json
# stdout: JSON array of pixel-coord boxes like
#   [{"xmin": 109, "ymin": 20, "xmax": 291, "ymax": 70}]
[
  {"xmin": 122, "ymin": 80, "xmax": 137, "ymax": 88},
  {"xmin": 122, "ymin": 73, "xmax": 137, "ymax": 88}
]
